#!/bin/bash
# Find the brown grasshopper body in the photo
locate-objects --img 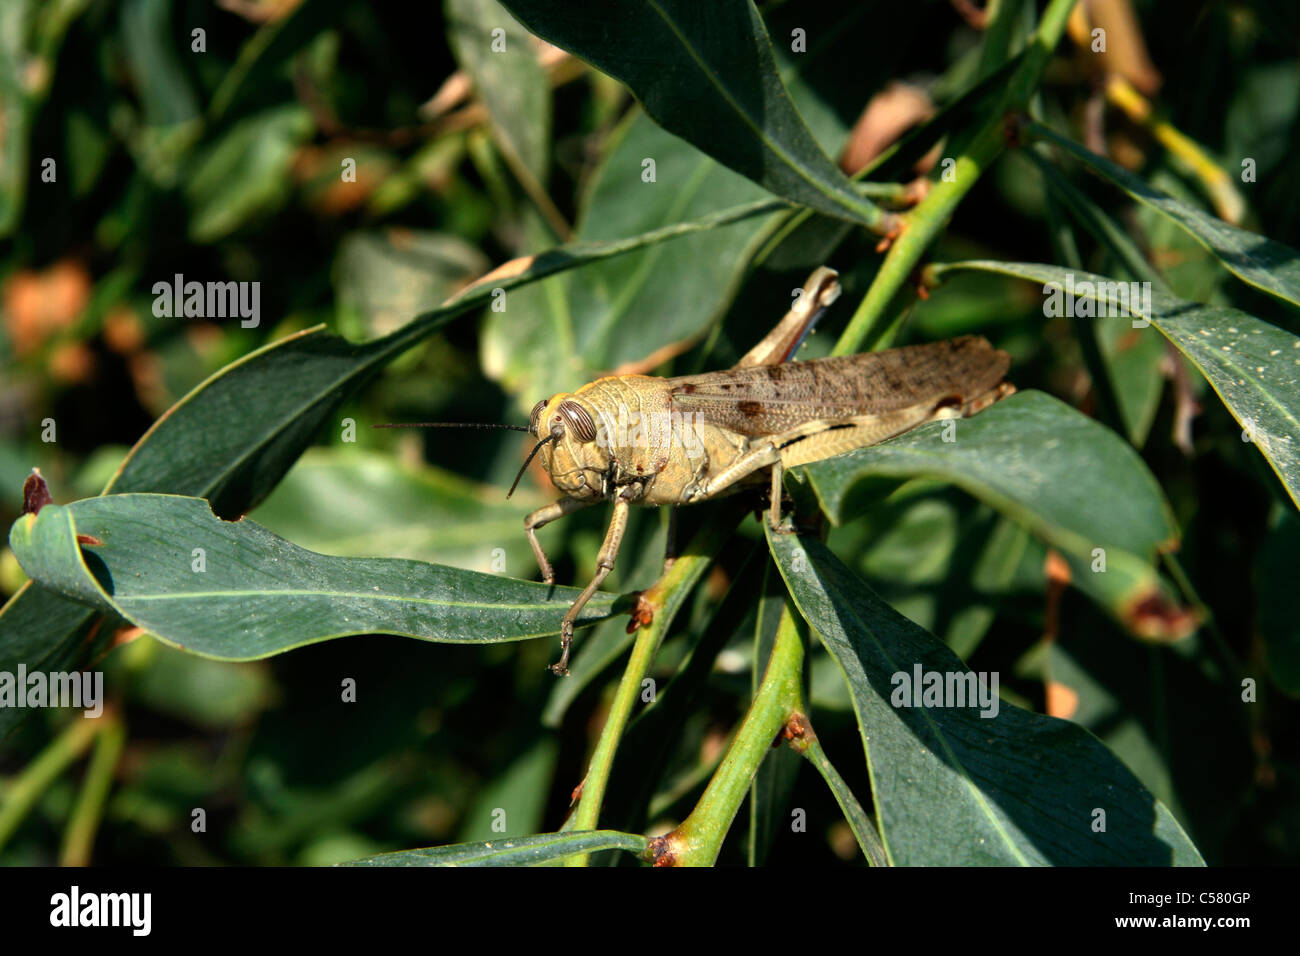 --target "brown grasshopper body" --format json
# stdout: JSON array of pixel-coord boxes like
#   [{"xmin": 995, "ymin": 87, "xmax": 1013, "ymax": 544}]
[{"xmin": 518, "ymin": 267, "xmax": 1014, "ymax": 675}]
